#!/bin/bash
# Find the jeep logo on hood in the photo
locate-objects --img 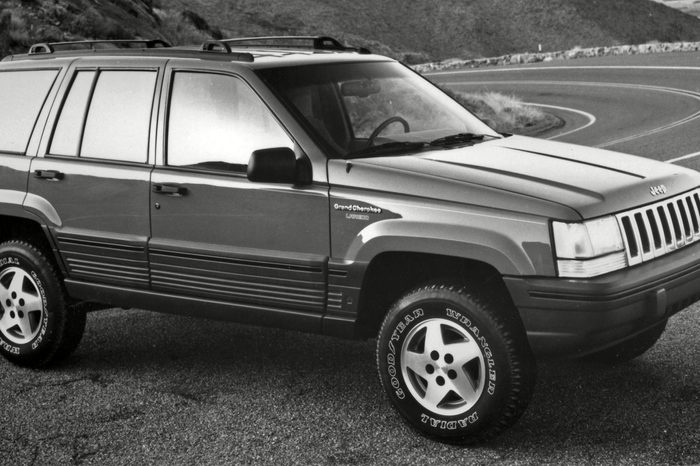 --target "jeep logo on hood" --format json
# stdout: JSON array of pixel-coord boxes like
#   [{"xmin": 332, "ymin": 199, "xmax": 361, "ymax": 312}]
[{"xmin": 650, "ymin": 185, "xmax": 667, "ymax": 196}]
